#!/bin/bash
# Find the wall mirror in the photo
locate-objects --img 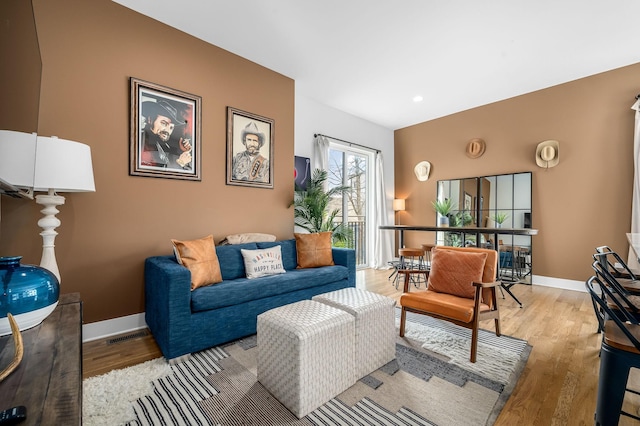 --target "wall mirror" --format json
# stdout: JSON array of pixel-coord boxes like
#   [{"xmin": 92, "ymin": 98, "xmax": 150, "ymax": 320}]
[
  {"xmin": 0, "ymin": 2, "xmax": 42, "ymax": 197},
  {"xmin": 436, "ymin": 171, "xmax": 532, "ymax": 284},
  {"xmin": 1, "ymin": 1, "xmax": 42, "ymax": 133}
]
